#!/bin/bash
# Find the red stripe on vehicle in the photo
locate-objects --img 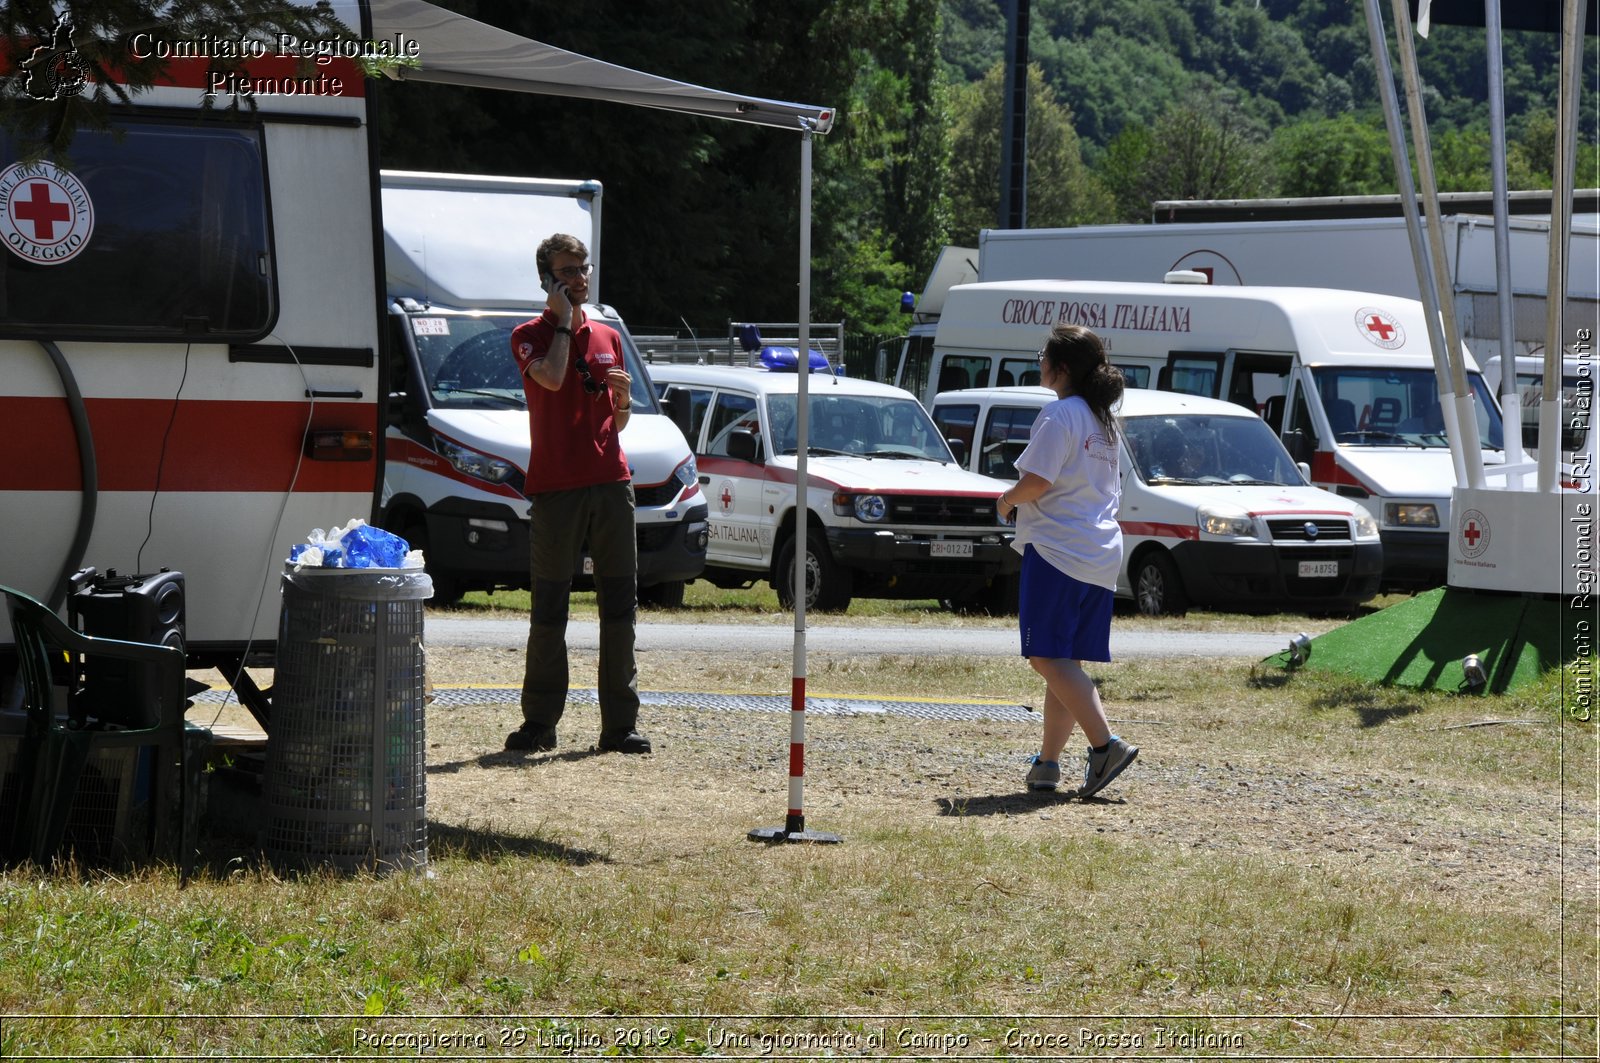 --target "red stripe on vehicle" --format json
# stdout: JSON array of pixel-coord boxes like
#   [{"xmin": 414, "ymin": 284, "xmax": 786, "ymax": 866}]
[
  {"xmin": 0, "ymin": 47, "xmax": 367, "ymax": 97},
  {"xmin": 1310, "ymin": 451, "xmax": 1371, "ymax": 492},
  {"xmin": 390, "ymin": 435, "xmax": 525, "ymax": 500},
  {"xmin": 1119, "ymin": 520, "xmax": 1200, "ymax": 540},
  {"xmin": 4, "ymin": 396, "xmax": 374, "ymax": 492}
]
